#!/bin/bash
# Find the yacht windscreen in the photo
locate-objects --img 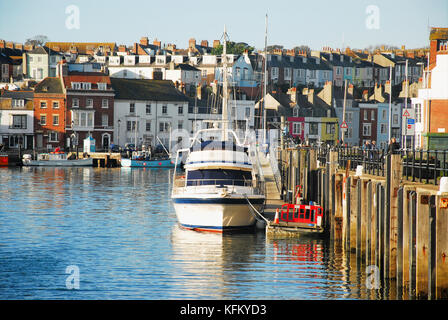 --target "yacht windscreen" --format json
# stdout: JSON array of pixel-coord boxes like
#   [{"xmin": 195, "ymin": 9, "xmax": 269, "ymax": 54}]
[{"xmin": 186, "ymin": 169, "xmax": 252, "ymax": 186}]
